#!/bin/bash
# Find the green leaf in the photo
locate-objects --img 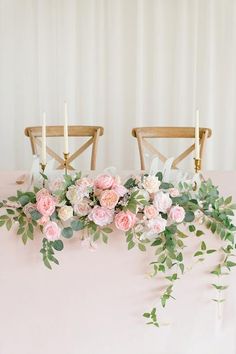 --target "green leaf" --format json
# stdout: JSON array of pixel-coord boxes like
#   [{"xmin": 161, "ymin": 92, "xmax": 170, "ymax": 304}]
[
  {"xmin": 43, "ymin": 256, "xmax": 52, "ymax": 270},
  {"xmin": 52, "ymin": 240, "xmax": 64, "ymax": 251},
  {"xmin": 194, "ymin": 251, "xmax": 203, "ymax": 257},
  {"xmin": 225, "ymin": 261, "xmax": 236, "ymax": 268},
  {"xmin": 189, "ymin": 225, "xmax": 196, "ymax": 232},
  {"xmin": 71, "ymin": 220, "xmax": 85, "ymax": 231},
  {"xmin": 128, "ymin": 240, "xmax": 135, "ymax": 250},
  {"xmin": 207, "ymin": 249, "xmax": 216, "ymax": 254},
  {"xmin": 155, "ymin": 172, "xmax": 163, "ymax": 181},
  {"xmin": 30, "ymin": 210, "xmax": 42, "ymax": 221},
  {"xmin": 201, "ymin": 241, "xmax": 206, "ymax": 251},
  {"xmin": 93, "ymin": 231, "xmax": 100, "ymax": 242},
  {"xmin": 151, "ymin": 238, "xmax": 162, "ymax": 246},
  {"xmin": 61, "ymin": 227, "xmax": 73, "ymax": 239},
  {"xmin": 22, "ymin": 232, "xmax": 28, "ymax": 244},
  {"xmin": 40, "ymin": 172, "xmax": 48, "ymax": 180},
  {"xmin": 6, "ymin": 209, "xmax": 15, "ymax": 215},
  {"xmin": 179, "ymin": 263, "xmax": 184, "ymax": 274},
  {"xmin": 102, "ymin": 233, "xmax": 108, "ymax": 244},
  {"xmin": 8, "ymin": 196, "xmax": 17, "ymax": 202},
  {"xmin": 124, "ymin": 178, "xmax": 136, "ymax": 189},
  {"xmin": 196, "ymin": 230, "xmax": 204, "ymax": 237},
  {"xmin": 138, "ymin": 243, "xmax": 146, "ymax": 252},
  {"xmin": 225, "ymin": 196, "xmax": 232, "ymax": 205},
  {"xmin": 143, "ymin": 312, "xmax": 150, "ymax": 318},
  {"xmin": 6, "ymin": 219, "xmax": 12, "ymax": 231},
  {"xmin": 211, "ymin": 265, "xmax": 221, "ymax": 276},
  {"xmin": 102, "ymin": 227, "xmax": 113, "ymax": 233},
  {"xmin": 176, "ymin": 252, "xmax": 183, "ymax": 262},
  {"xmin": 210, "ymin": 222, "xmax": 217, "ymax": 234},
  {"xmin": 212, "ymin": 284, "xmax": 228, "ymax": 291},
  {"xmin": 18, "ymin": 195, "xmax": 30, "ymax": 206},
  {"xmin": 184, "ymin": 211, "xmax": 195, "ymax": 223}
]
